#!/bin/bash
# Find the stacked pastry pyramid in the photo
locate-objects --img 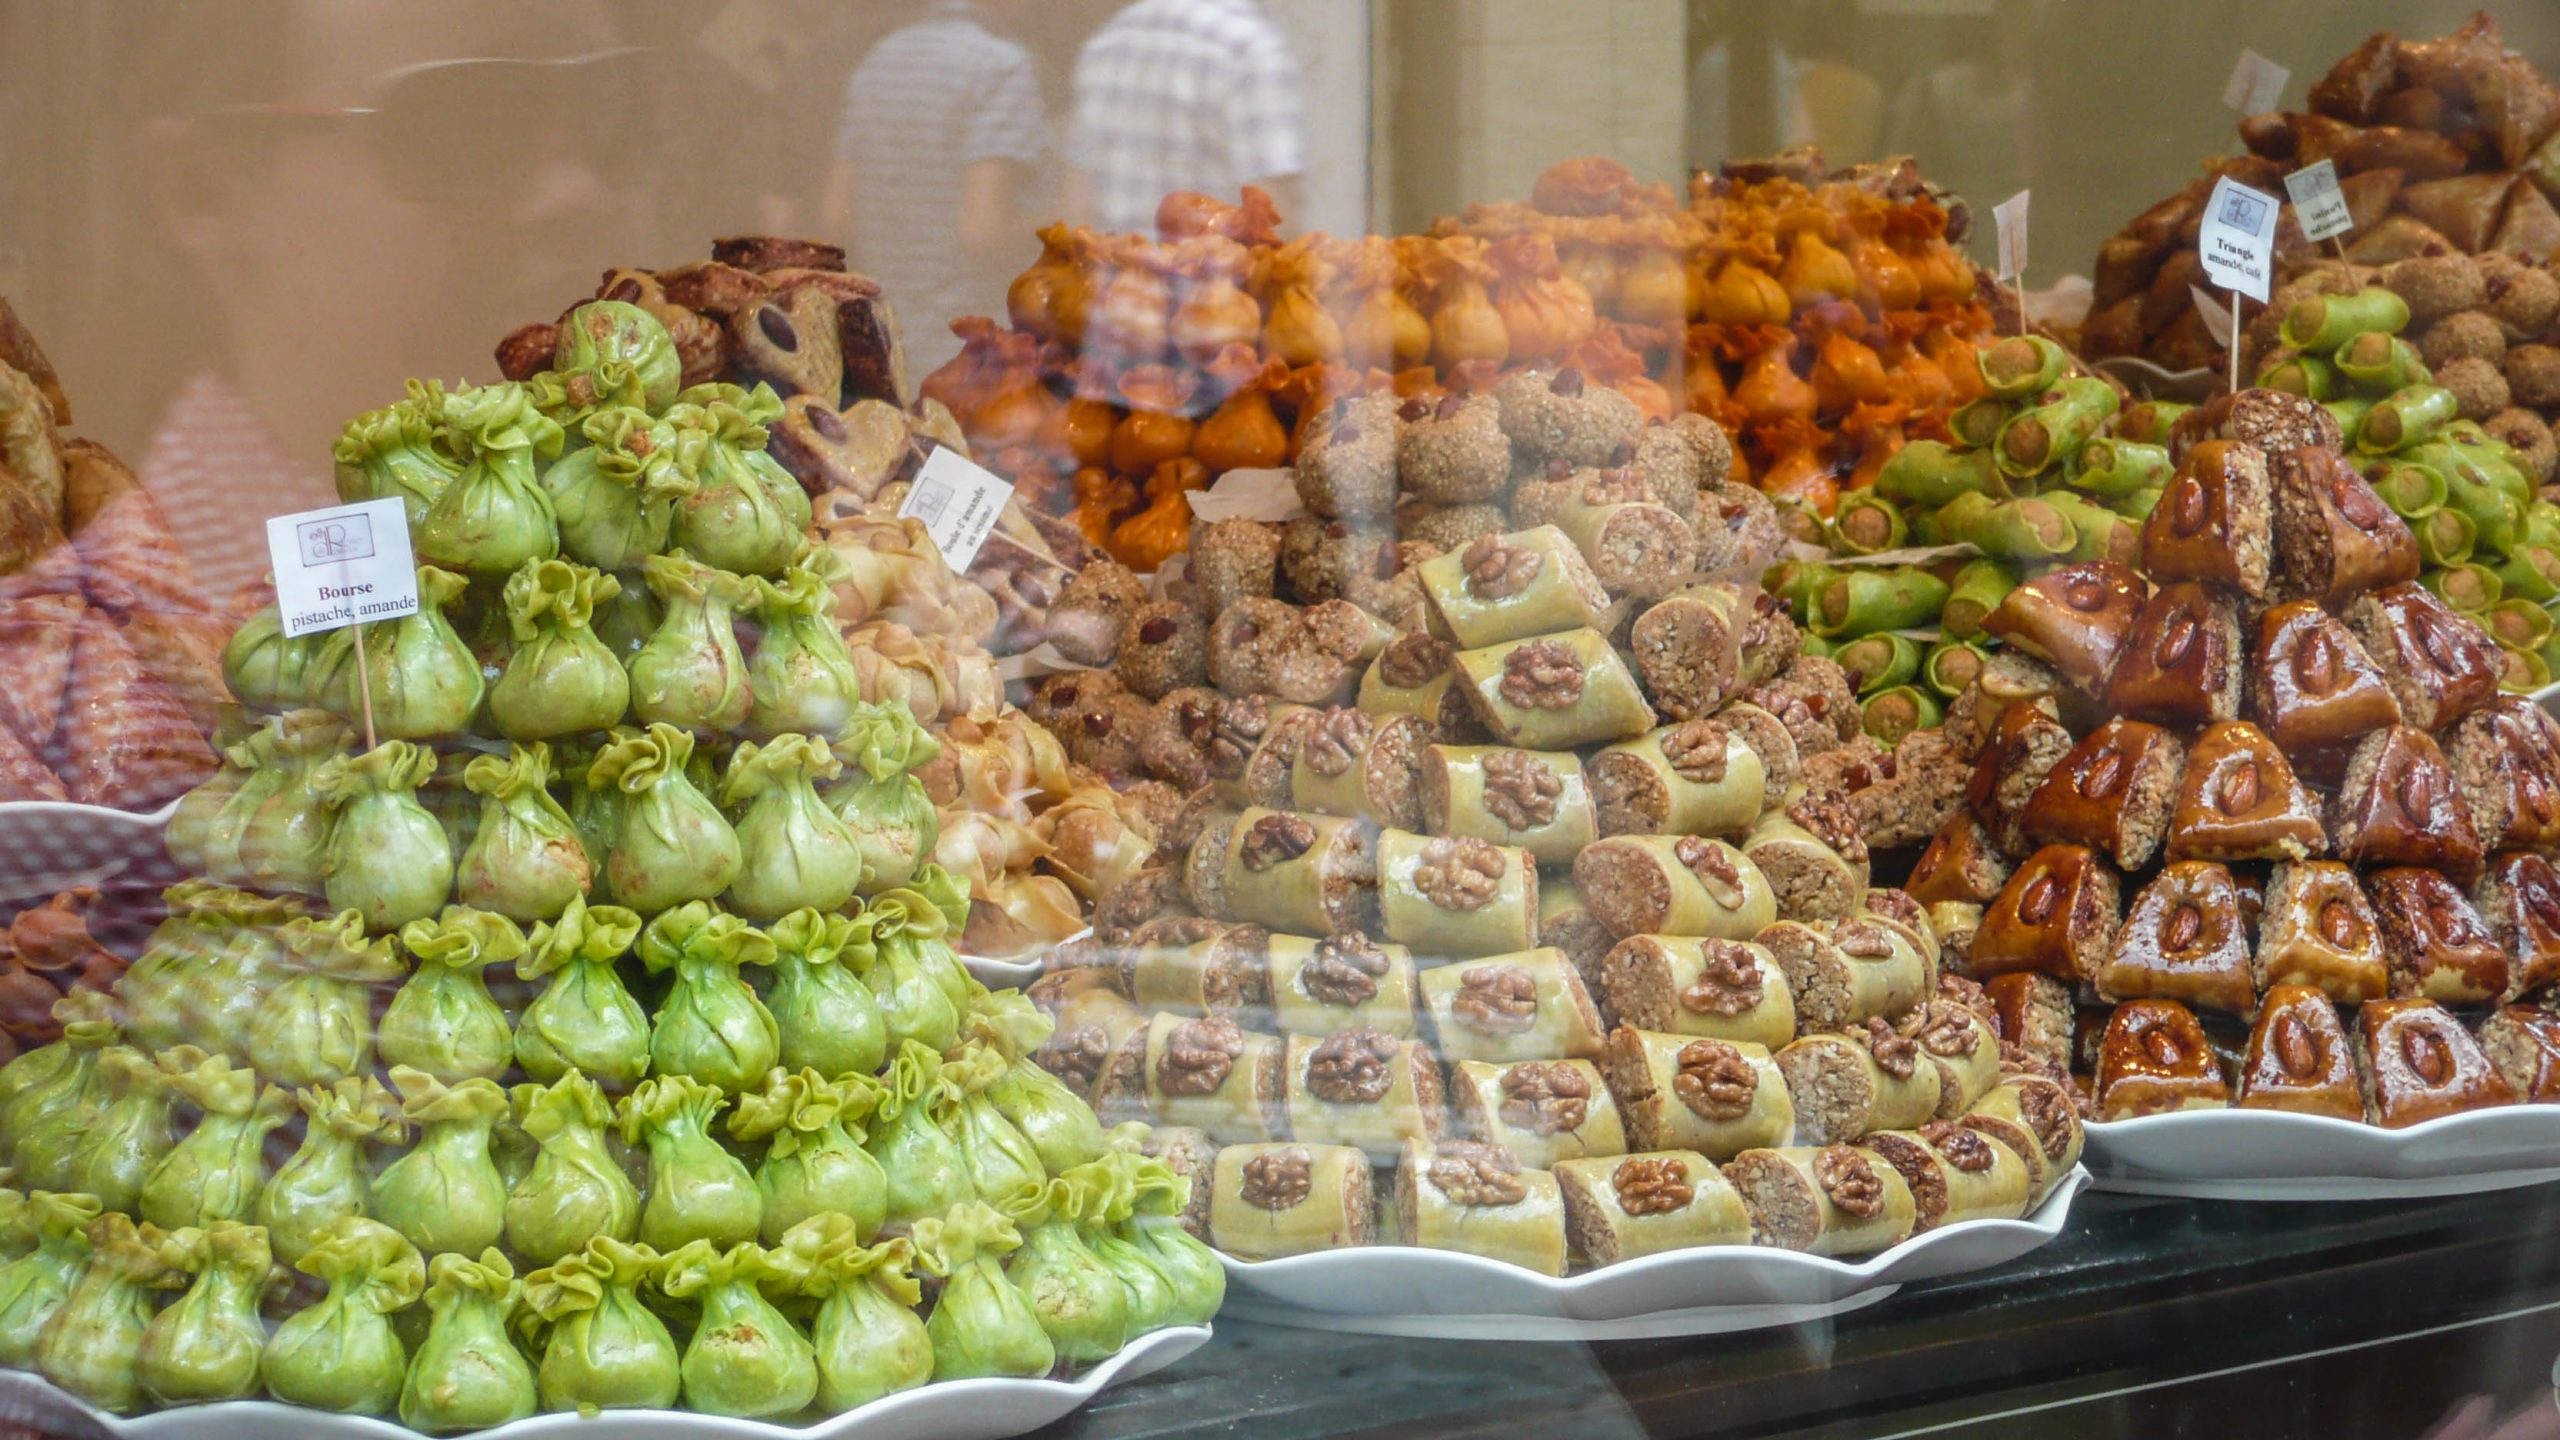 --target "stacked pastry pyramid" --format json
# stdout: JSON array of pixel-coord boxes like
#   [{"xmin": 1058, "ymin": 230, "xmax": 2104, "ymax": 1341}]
[{"xmin": 0, "ymin": 300, "xmax": 1219, "ymax": 1430}]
